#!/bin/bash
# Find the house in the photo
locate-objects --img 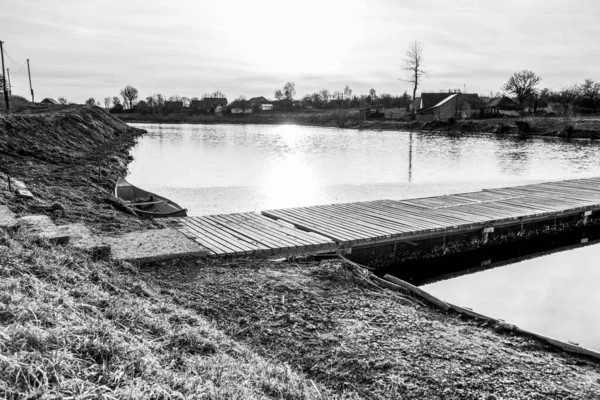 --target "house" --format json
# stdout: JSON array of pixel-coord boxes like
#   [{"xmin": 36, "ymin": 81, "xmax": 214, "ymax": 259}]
[
  {"xmin": 456, "ymin": 94, "xmax": 487, "ymax": 119},
  {"xmin": 134, "ymin": 100, "xmax": 150, "ymax": 114},
  {"xmin": 203, "ymin": 97, "xmax": 228, "ymax": 113},
  {"xmin": 486, "ymin": 96, "xmax": 520, "ymax": 117},
  {"xmin": 260, "ymin": 104, "xmax": 274, "ymax": 111},
  {"xmin": 415, "ymin": 93, "xmax": 459, "ymax": 121},
  {"xmin": 248, "ymin": 96, "xmax": 269, "ymax": 106},
  {"xmin": 40, "ymin": 98, "xmax": 59, "ymax": 105}
]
